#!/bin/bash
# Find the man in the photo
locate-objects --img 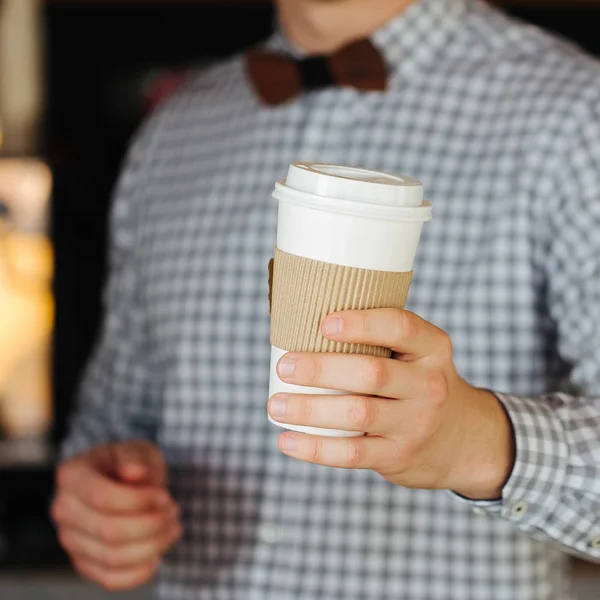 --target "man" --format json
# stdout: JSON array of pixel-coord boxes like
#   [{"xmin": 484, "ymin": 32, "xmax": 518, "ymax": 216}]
[{"xmin": 52, "ymin": 0, "xmax": 600, "ymax": 598}]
